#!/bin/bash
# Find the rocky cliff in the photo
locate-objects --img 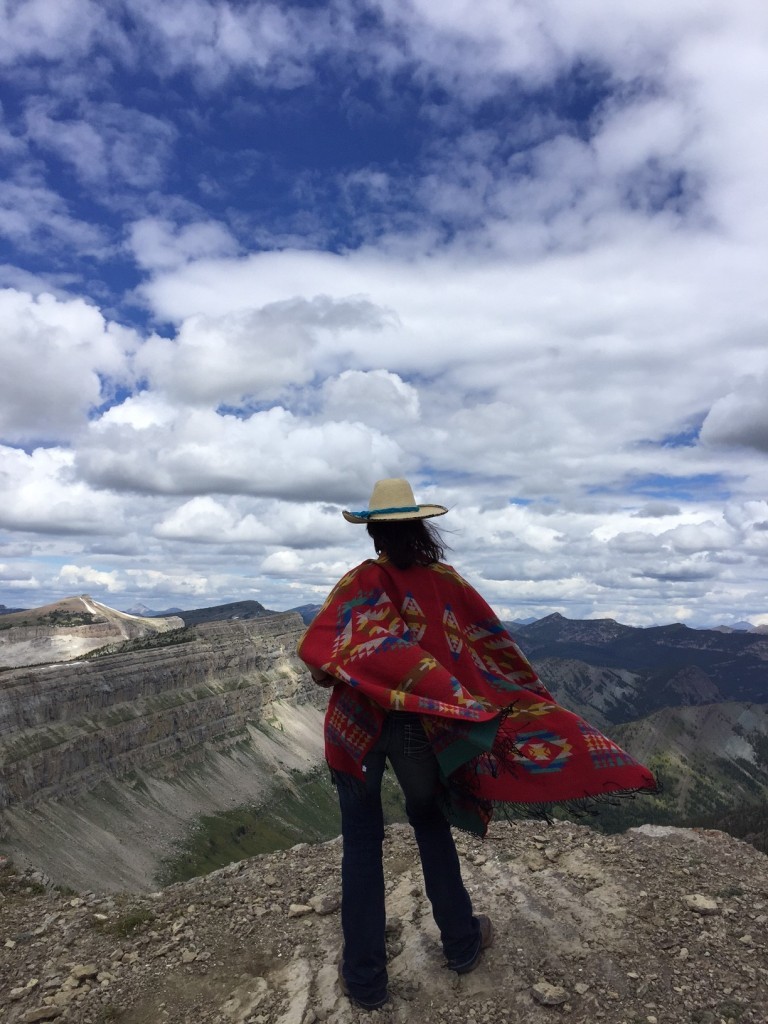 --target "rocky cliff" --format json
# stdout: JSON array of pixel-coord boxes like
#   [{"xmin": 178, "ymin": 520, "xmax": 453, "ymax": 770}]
[
  {"xmin": 0, "ymin": 612, "xmax": 318, "ymax": 804},
  {"xmin": 610, "ymin": 702, "xmax": 768, "ymax": 825},
  {"xmin": 0, "ymin": 613, "xmax": 329, "ymax": 890},
  {"xmin": 1, "ymin": 821, "xmax": 766, "ymax": 1024}
]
